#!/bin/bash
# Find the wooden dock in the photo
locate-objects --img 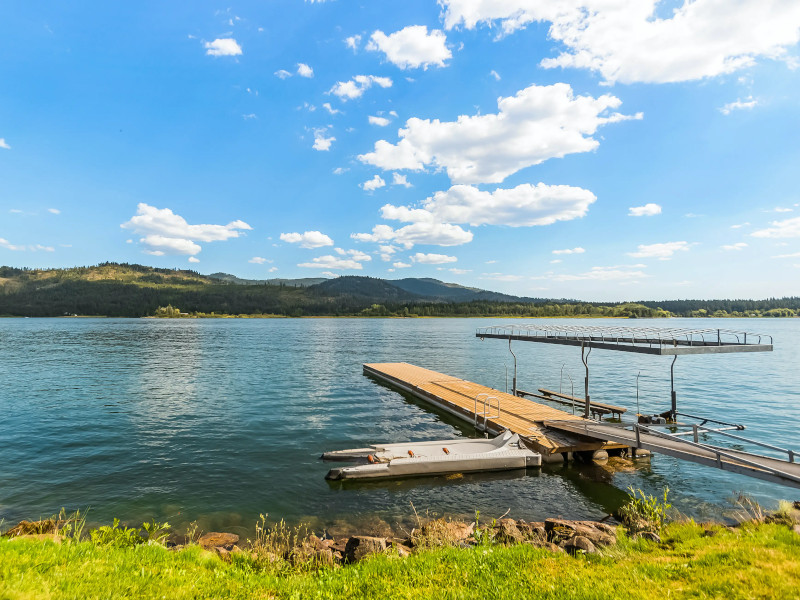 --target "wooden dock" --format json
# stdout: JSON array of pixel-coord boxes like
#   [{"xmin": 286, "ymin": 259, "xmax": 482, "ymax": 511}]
[{"xmin": 364, "ymin": 362, "xmax": 627, "ymax": 463}]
